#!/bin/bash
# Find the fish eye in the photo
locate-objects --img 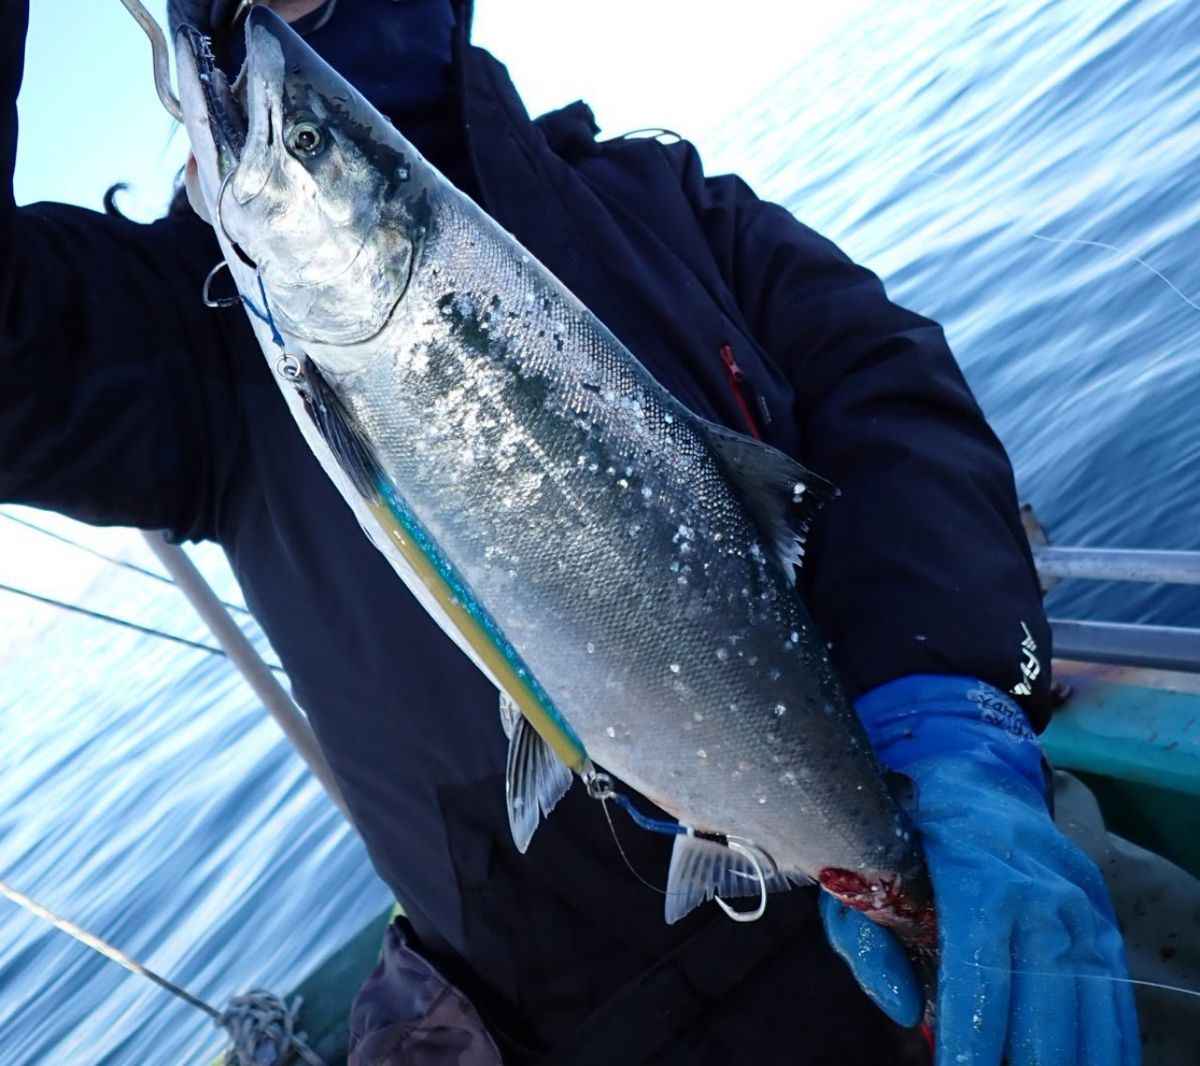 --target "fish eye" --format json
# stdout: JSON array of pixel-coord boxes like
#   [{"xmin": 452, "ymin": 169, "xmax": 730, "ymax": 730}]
[{"xmin": 287, "ymin": 119, "xmax": 325, "ymax": 157}]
